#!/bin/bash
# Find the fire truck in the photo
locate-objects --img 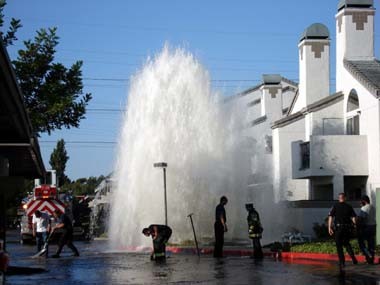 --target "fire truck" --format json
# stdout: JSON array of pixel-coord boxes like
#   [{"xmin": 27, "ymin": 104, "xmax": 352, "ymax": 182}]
[{"xmin": 20, "ymin": 170, "xmax": 65, "ymax": 244}]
